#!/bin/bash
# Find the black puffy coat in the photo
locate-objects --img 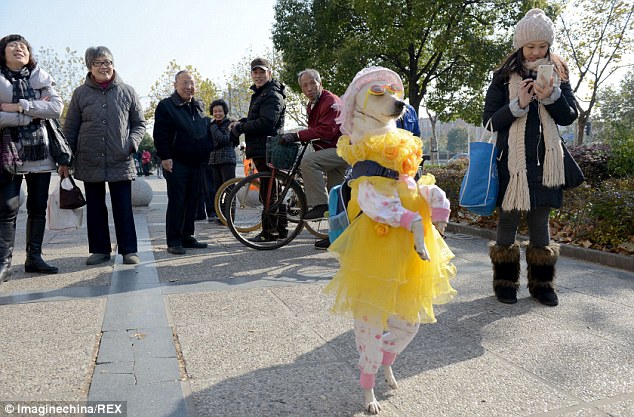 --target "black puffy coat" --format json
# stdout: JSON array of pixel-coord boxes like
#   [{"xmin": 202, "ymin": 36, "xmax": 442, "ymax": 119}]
[
  {"xmin": 241, "ymin": 79, "xmax": 286, "ymax": 159},
  {"xmin": 483, "ymin": 73, "xmax": 578, "ymax": 209},
  {"xmin": 153, "ymin": 92, "xmax": 212, "ymax": 167}
]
